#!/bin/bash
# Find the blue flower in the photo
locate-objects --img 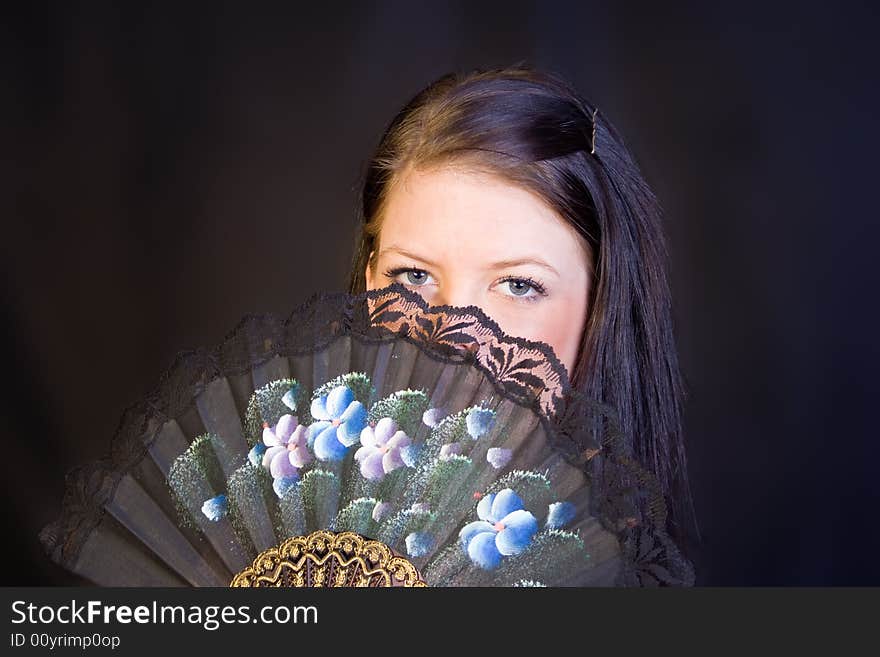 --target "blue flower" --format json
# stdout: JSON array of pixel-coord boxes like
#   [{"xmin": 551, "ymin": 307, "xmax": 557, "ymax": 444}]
[
  {"xmin": 248, "ymin": 442, "xmax": 267, "ymax": 467},
  {"xmin": 405, "ymin": 532, "xmax": 434, "ymax": 558},
  {"xmin": 459, "ymin": 489, "xmax": 538, "ymax": 570},
  {"xmin": 273, "ymin": 474, "xmax": 299, "ymax": 498},
  {"xmin": 281, "ymin": 384, "xmax": 300, "ymax": 411},
  {"xmin": 466, "ymin": 407, "xmax": 496, "ymax": 439},
  {"xmin": 400, "ymin": 442, "xmax": 422, "ymax": 467},
  {"xmin": 546, "ymin": 501, "xmax": 577, "ymax": 529},
  {"xmin": 308, "ymin": 385, "xmax": 367, "ymax": 461},
  {"xmin": 201, "ymin": 494, "xmax": 228, "ymax": 522}
]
